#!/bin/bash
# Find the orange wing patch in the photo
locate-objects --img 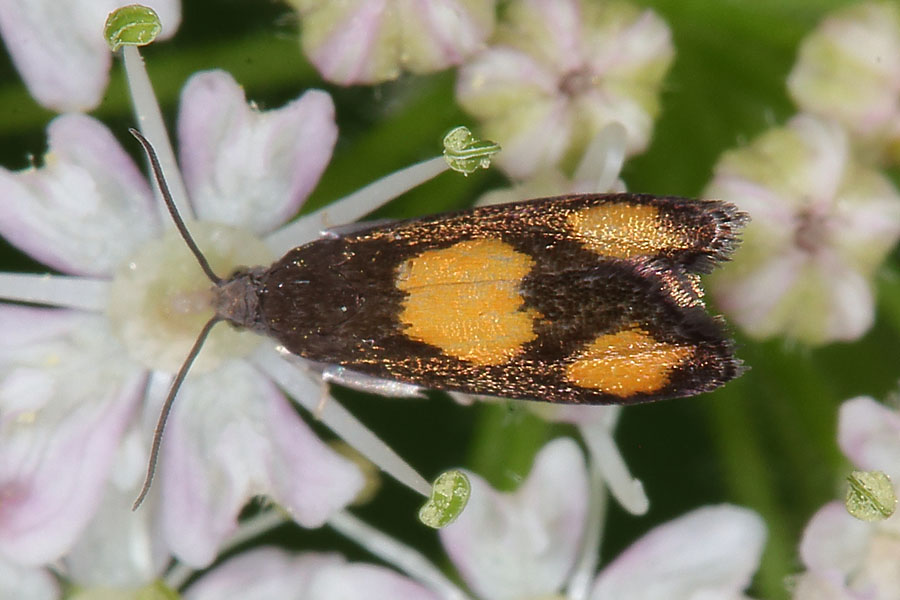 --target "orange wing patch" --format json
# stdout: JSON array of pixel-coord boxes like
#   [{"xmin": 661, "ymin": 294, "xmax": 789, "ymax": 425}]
[
  {"xmin": 565, "ymin": 326, "xmax": 693, "ymax": 396},
  {"xmin": 396, "ymin": 239, "xmax": 538, "ymax": 366},
  {"xmin": 566, "ymin": 203, "xmax": 688, "ymax": 259}
]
